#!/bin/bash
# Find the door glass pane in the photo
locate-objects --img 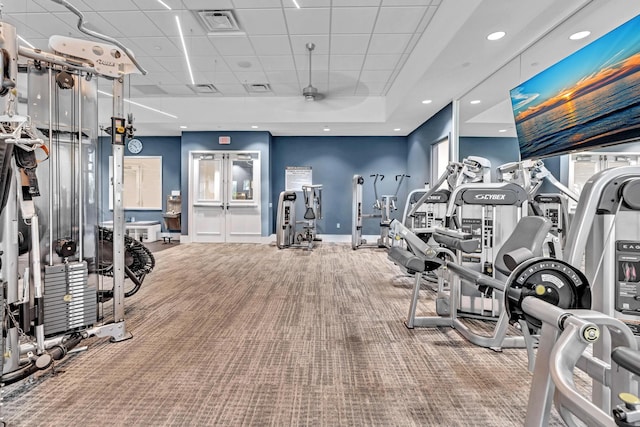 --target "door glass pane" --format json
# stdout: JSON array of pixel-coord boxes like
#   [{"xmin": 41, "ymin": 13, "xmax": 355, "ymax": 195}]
[
  {"xmin": 231, "ymin": 159, "xmax": 254, "ymax": 201},
  {"xmin": 196, "ymin": 156, "xmax": 222, "ymax": 202}
]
